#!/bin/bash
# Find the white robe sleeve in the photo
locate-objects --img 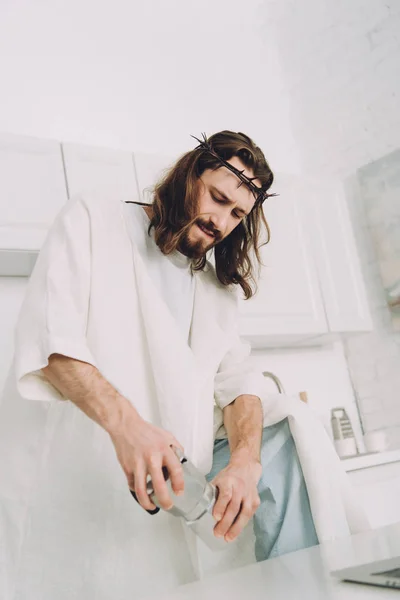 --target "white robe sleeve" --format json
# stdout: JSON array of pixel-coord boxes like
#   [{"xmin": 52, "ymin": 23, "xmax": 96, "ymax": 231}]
[
  {"xmin": 213, "ymin": 292, "xmax": 266, "ymax": 410},
  {"xmin": 13, "ymin": 195, "xmax": 97, "ymax": 401}
]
